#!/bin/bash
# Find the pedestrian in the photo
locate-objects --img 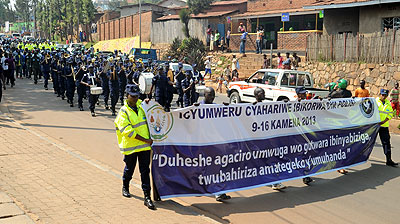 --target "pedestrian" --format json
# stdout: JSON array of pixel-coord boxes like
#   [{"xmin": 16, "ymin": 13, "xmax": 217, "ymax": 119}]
[
  {"xmin": 283, "ymin": 52, "xmax": 291, "ymax": 69},
  {"xmin": 226, "ymin": 28, "xmax": 231, "ymax": 49},
  {"xmin": 195, "ymin": 87, "xmax": 232, "ymax": 201},
  {"xmin": 390, "ymin": 82, "xmax": 399, "ymax": 119},
  {"xmin": 231, "ymin": 54, "xmax": 239, "ymax": 79},
  {"xmin": 239, "ymin": 31, "xmax": 248, "ymax": 56},
  {"xmin": 1, "ymin": 52, "xmax": 9, "ymax": 87},
  {"xmin": 51, "ymin": 55, "xmax": 60, "ymax": 95},
  {"xmin": 237, "ymin": 22, "xmax": 246, "ymax": 33},
  {"xmin": 58, "ymin": 56, "xmax": 66, "ymax": 100},
  {"xmin": 376, "ymin": 89, "xmax": 398, "ymax": 167},
  {"xmin": 204, "ymin": 57, "xmax": 212, "ymax": 79},
  {"xmin": 206, "ymin": 25, "xmax": 212, "ymax": 47},
  {"xmin": 292, "ymin": 52, "xmax": 301, "ymax": 70},
  {"xmin": 262, "ymin": 54, "xmax": 270, "ymax": 69},
  {"xmin": 295, "ymin": 87, "xmax": 316, "ymax": 185},
  {"xmin": 100, "ymin": 60, "xmax": 111, "ymax": 110},
  {"xmin": 354, "ymin": 80, "xmax": 370, "ymax": 97},
  {"xmin": 277, "ymin": 52, "xmax": 283, "ymax": 69},
  {"xmin": 114, "ymin": 84, "xmax": 155, "ymax": 210},
  {"xmin": 81, "ymin": 64, "xmax": 102, "ymax": 117},
  {"xmin": 210, "ymin": 31, "xmax": 214, "ymax": 52},
  {"xmin": 216, "ymin": 73, "xmax": 224, "ymax": 93},
  {"xmin": 256, "ymin": 26, "xmax": 264, "ymax": 54},
  {"xmin": 330, "ymin": 79, "xmax": 351, "ymax": 174}
]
